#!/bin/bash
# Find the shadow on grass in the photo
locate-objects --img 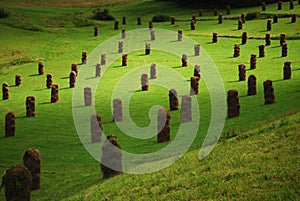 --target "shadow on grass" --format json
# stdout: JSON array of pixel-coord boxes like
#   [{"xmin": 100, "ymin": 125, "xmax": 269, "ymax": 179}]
[
  {"xmin": 227, "ymin": 80, "xmax": 240, "ymax": 83},
  {"xmin": 271, "ymin": 45, "xmax": 281, "ymax": 48},
  {"xmin": 86, "ymin": 76, "xmax": 98, "ymax": 80},
  {"xmin": 16, "ymin": 116, "xmax": 28, "ymax": 119},
  {"xmin": 172, "ymin": 66, "xmax": 185, "ymax": 68},
  {"xmin": 60, "ymin": 87, "xmax": 71, "ymax": 90},
  {"xmin": 272, "ymin": 79, "xmax": 284, "ymax": 83},
  {"xmin": 61, "ymin": 76, "xmax": 69, "ymax": 79},
  {"xmin": 292, "ymin": 68, "xmax": 300, "ymax": 71},
  {"xmin": 29, "ymin": 74, "xmax": 40, "ymax": 77},
  {"xmin": 35, "ymin": 88, "xmax": 49, "ymax": 91},
  {"xmin": 113, "ymin": 65, "xmax": 126, "ymax": 68},
  {"xmin": 39, "ymin": 102, "xmax": 52, "ymax": 105}
]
